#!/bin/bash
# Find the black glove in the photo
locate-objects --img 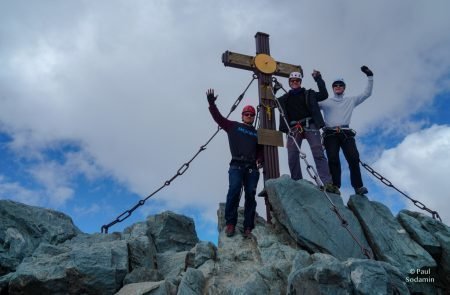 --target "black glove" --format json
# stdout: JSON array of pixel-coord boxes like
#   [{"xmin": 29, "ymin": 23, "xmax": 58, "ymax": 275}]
[
  {"xmin": 361, "ymin": 66, "xmax": 373, "ymax": 77},
  {"xmin": 273, "ymin": 81, "xmax": 282, "ymax": 94},
  {"xmin": 312, "ymin": 70, "xmax": 322, "ymax": 81},
  {"xmin": 206, "ymin": 89, "xmax": 217, "ymax": 104}
]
